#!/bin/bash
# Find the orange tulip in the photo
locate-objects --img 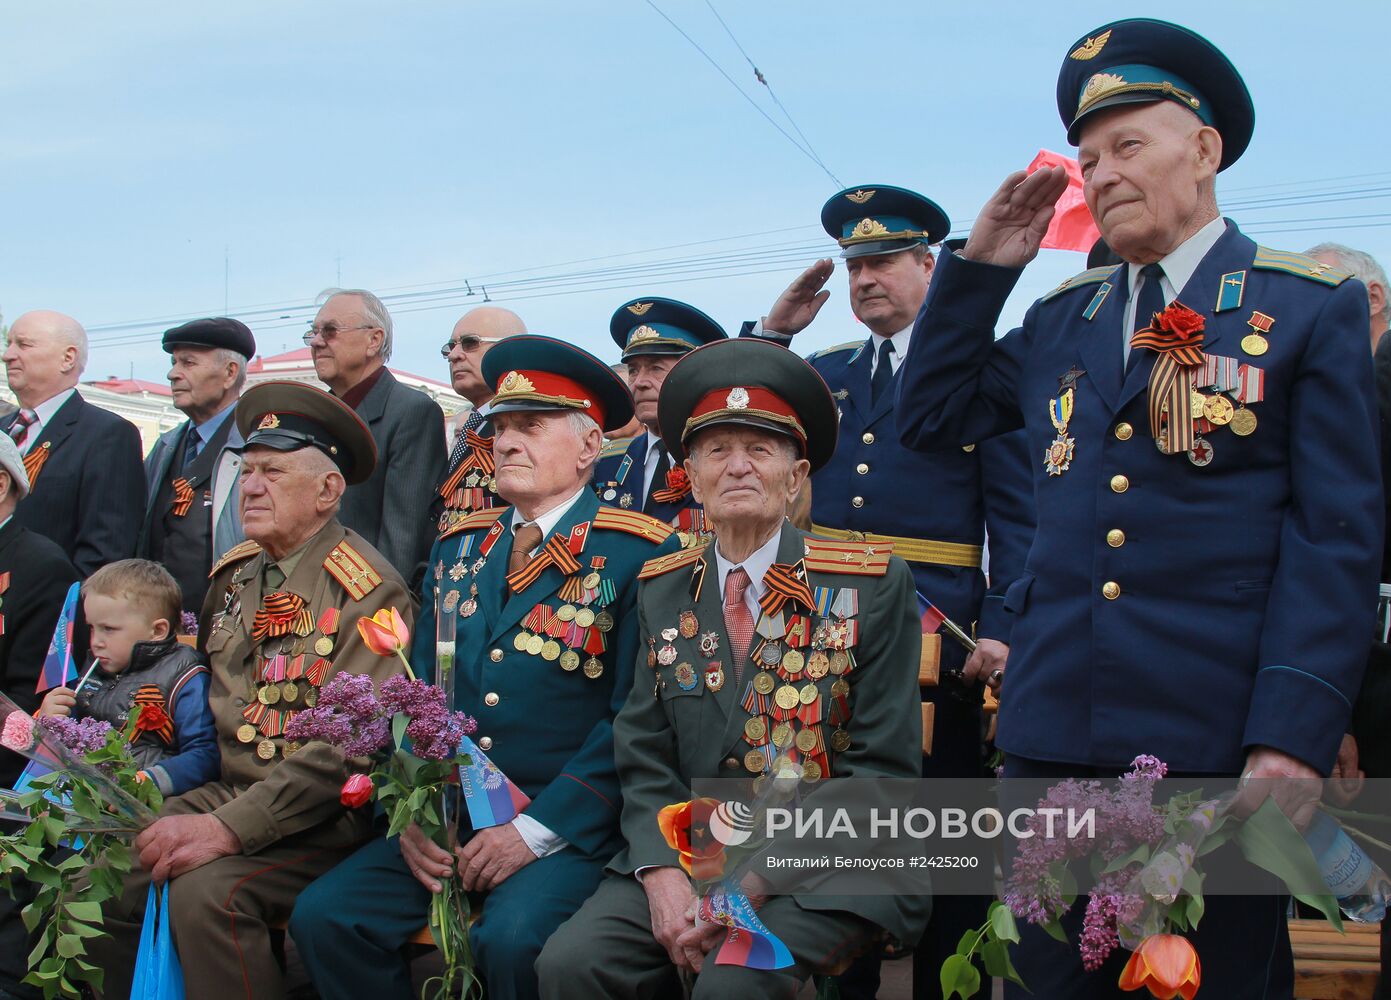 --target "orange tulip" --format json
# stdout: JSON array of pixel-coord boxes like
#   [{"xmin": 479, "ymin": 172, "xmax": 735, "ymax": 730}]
[
  {"xmin": 1119, "ymin": 934, "xmax": 1201, "ymax": 999},
  {"xmin": 357, "ymin": 608, "xmax": 410, "ymax": 657},
  {"xmin": 657, "ymin": 798, "xmax": 727, "ymax": 880}
]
